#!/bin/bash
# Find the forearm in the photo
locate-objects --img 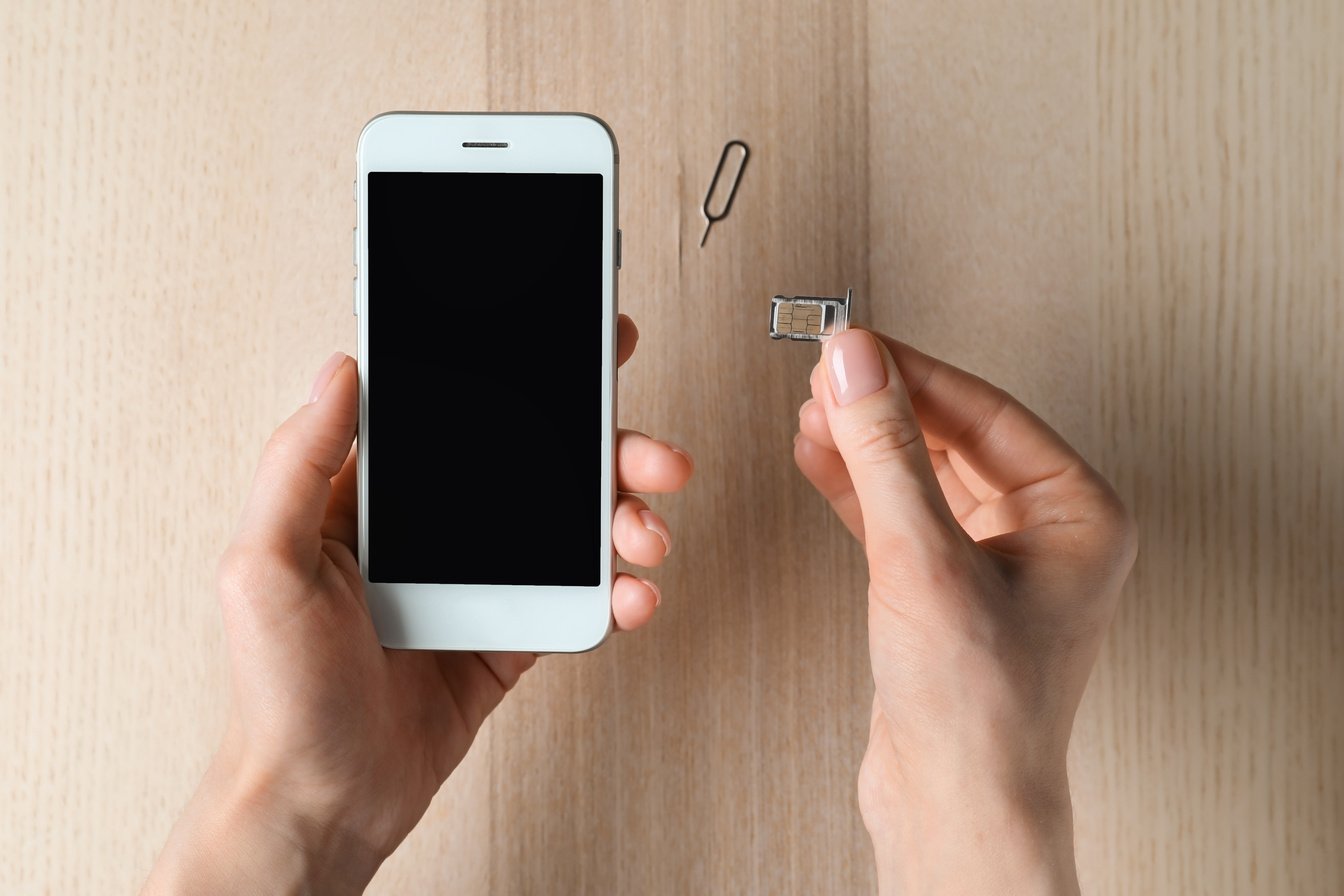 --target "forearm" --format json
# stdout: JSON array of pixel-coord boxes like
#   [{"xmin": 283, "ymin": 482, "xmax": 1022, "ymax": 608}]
[
  {"xmin": 861, "ymin": 766, "xmax": 1079, "ymax": 895},
  {"xmin": 142, "ymin": 753, "xmax": 383, "ymax": 896}
]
